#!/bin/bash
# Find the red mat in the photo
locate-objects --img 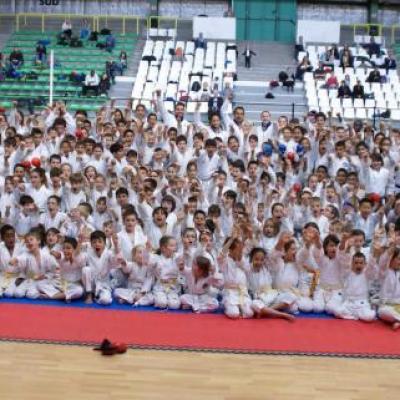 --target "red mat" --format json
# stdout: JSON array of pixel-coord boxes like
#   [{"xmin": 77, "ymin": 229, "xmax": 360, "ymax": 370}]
[{"xmin": 0, "ymin": 304, "xmax": 399, "ymax": 358}]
